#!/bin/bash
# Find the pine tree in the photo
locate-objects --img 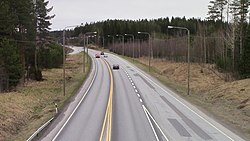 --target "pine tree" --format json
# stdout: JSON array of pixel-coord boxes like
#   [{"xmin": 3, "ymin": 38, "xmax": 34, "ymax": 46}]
[
  {"xmin": 0, "ymin": 0, "xmax": 15, "ymax": 39},
  {"xmin": 35, "ymin": 0, "xmax": 54, "ymax": 40},
  {"xmin": 239, "ymin": 24, "xmax": 250, "ymax": 78},
  {"xmin": 0, "ymin": 39, "xmax": 23, "ymax": 87},
  {"xmin": 230, "ymin": 0, "xmax": 249, "ymax": 73},
  {"xmin": 207, "ymin": 0, "xmax": 228, "ymax": 21},
  {"xmin": 33, "ymin": 0, "xmax": 54, "ymax": 80}
]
